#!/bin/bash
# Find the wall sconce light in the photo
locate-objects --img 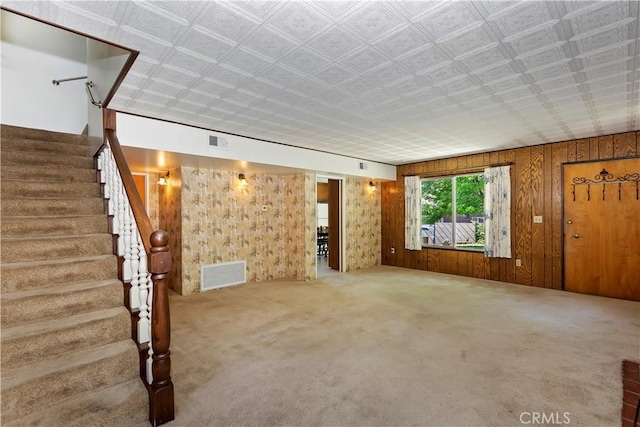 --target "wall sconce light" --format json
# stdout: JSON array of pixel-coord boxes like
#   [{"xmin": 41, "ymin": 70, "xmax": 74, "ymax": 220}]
[
  {"xmin": 157, "ymin": 171, "xmax": 170, "ymax": 186},
  {"xmin": 238, "ymin": 173, "xmax": 248, "ymax": 188},
  {"xmin": 369, "ymin": 181, "xmax": 377, "ymax": 192}
]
